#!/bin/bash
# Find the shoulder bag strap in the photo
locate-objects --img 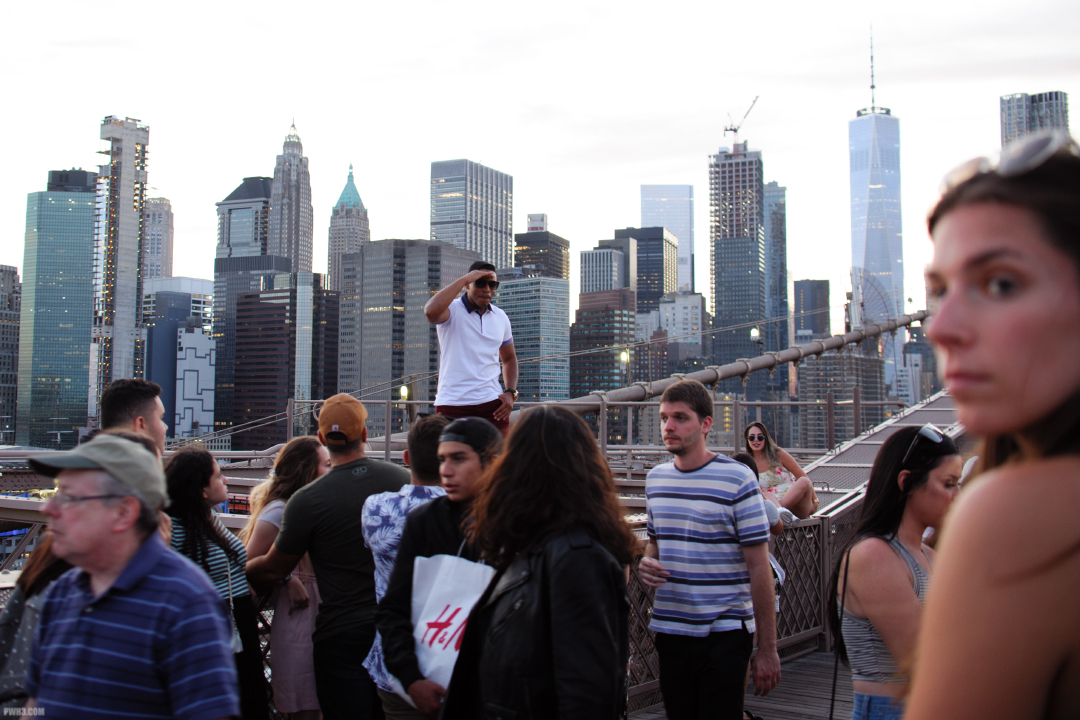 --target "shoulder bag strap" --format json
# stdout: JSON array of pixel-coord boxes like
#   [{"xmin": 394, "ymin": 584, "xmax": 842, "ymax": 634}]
[{"xmin": 829, "ymin": 549, "xmax": 851, "ymax": 720}]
